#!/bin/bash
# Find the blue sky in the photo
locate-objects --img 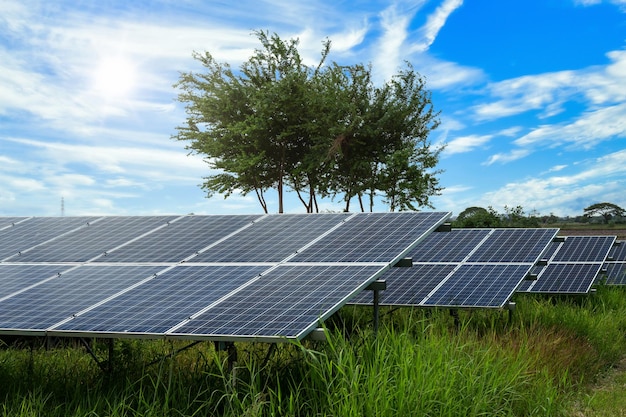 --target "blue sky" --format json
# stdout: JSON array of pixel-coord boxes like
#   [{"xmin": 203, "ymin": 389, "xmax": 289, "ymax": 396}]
[{"xmin": 1, "ymin": 0, "xmax": 625, "ymax": 217}]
